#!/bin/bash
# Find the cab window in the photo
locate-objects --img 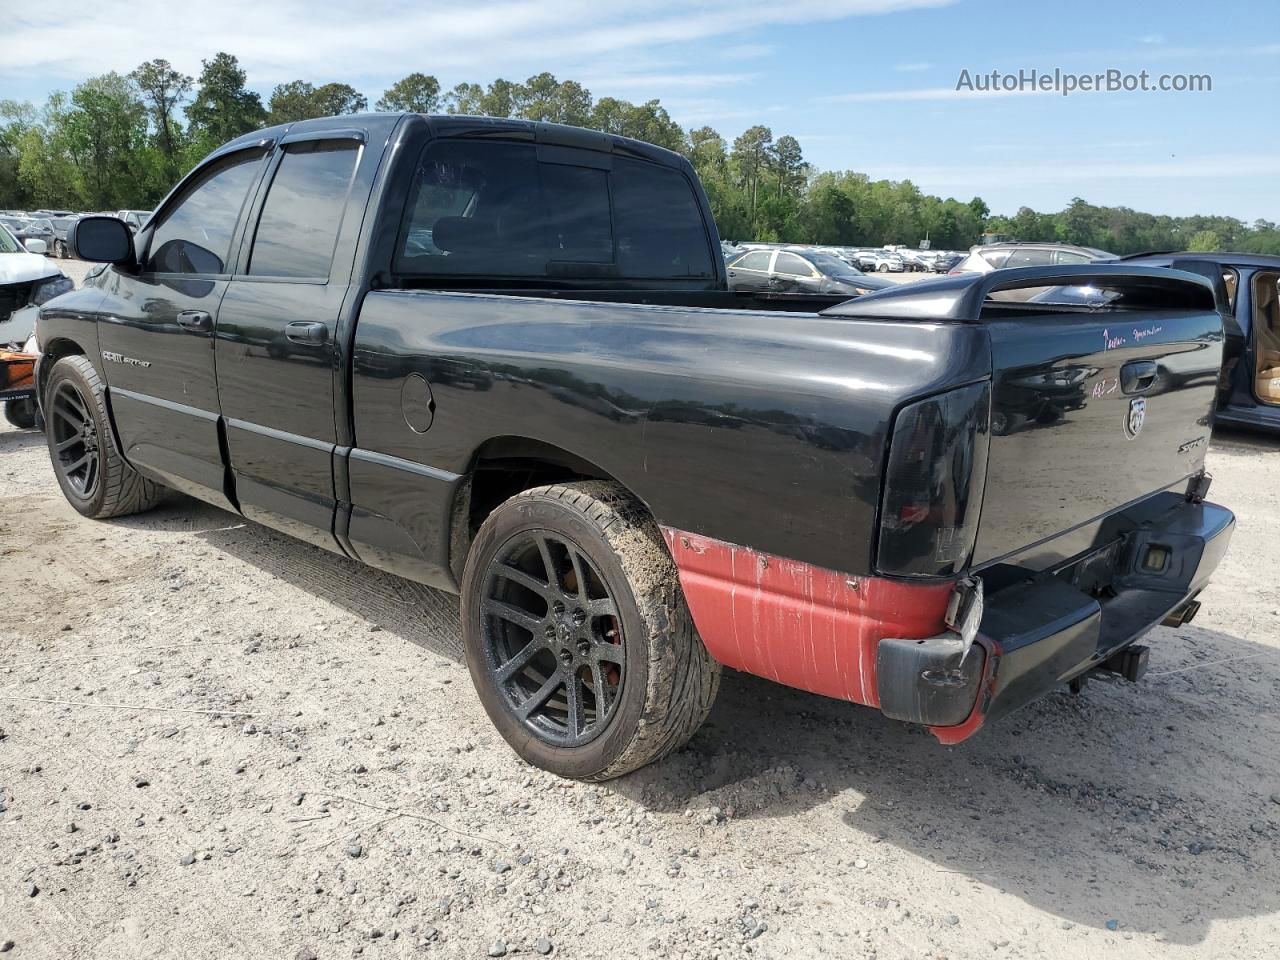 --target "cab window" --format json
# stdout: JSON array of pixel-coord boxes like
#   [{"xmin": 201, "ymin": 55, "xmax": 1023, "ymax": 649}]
[
  {"xmin": 145, "ymin": 149, "xmax": 264, "ymax": 275},
  {"xmin": 395, "ymin": 140, "xmax": 713, "ymax": 283}
]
